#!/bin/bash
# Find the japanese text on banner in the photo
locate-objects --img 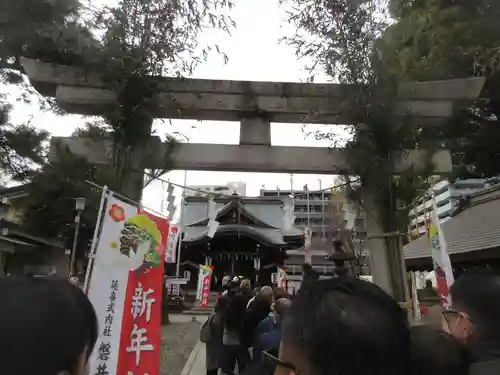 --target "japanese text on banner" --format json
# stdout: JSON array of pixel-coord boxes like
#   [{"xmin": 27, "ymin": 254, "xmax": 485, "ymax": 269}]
[
  {"xmin": 116, "ymin": 210, "xmax": 168, "ymax": 375},
  {"xmin": 93, "ymin": 280, "xmax": 120, "ymax": 375}
]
